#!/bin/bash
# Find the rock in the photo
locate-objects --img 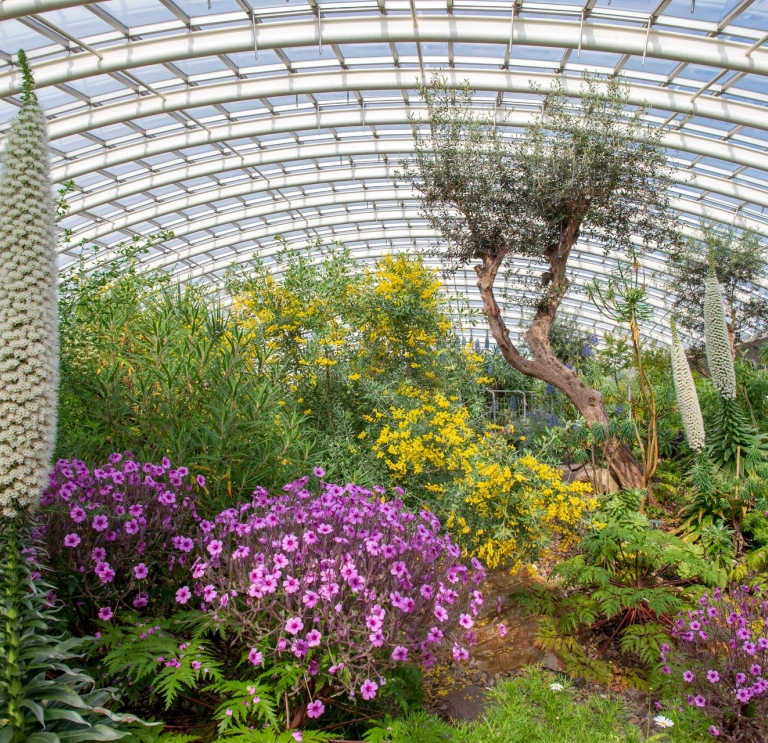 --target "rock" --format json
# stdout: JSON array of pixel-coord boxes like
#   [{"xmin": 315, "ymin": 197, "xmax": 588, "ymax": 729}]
[
  {"xmin": 560, "ymin": 464, "xmax": 619, "ymax": 494},
  {"xmin": 541, "ymin": 651, "xmax": 565, "ymax": 673},
  {"xmin": 442, "ymin": 684, "xmax": 488, "ymax": 721},
  {"xmin": 469, "ymin": 568, "xmax": 566, "ymax": 677}
]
